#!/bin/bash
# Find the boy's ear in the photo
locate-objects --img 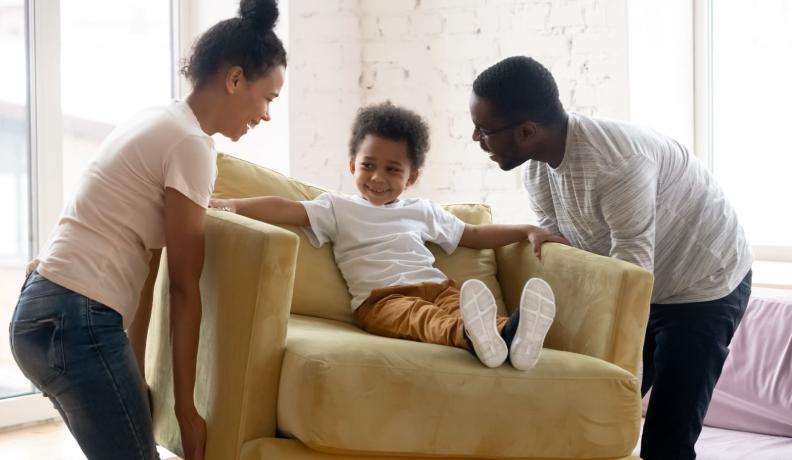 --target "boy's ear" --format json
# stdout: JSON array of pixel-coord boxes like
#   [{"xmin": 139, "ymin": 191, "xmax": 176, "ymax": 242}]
[
  {"xmin": 225, "ymin": 66, "xmax": 245, "ymax": 94},
  {"xmin": 406, "ymin": 168, "xmax": 419, "ymax": 186},
  {"xmin": 348, "ymin": 159, "xmax": 356, "ymax": 175}
]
